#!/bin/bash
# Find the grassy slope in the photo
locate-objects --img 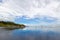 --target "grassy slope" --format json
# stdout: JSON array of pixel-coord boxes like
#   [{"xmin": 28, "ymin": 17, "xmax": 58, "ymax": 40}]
[{"xmin": 0, "ymin": 21, "xmax": 26, "ymax": 30}]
